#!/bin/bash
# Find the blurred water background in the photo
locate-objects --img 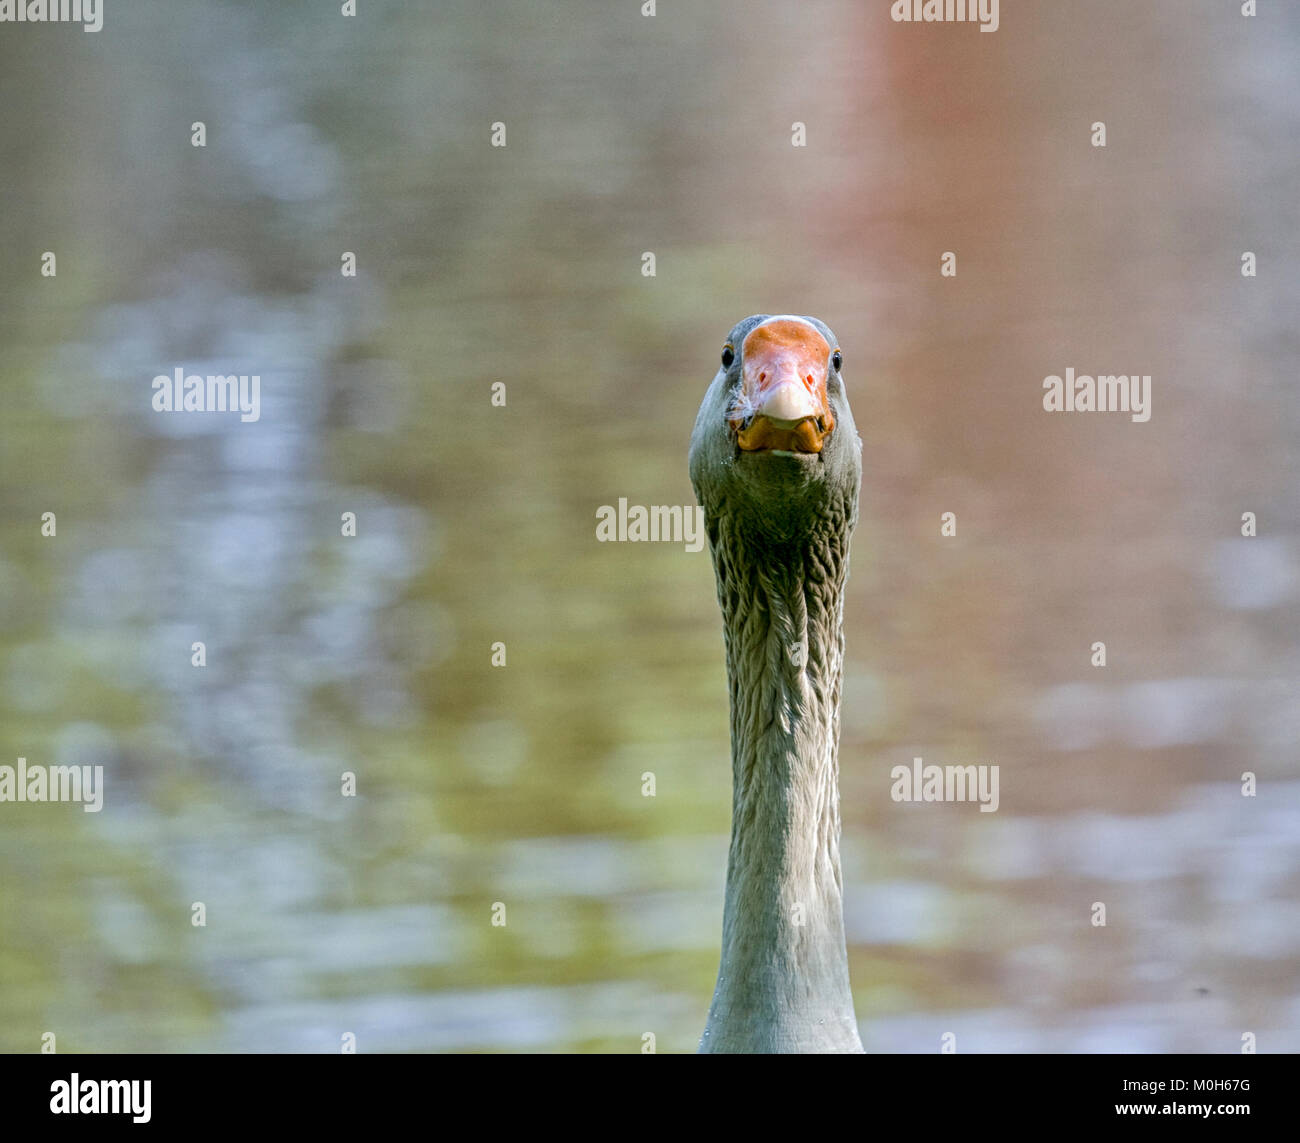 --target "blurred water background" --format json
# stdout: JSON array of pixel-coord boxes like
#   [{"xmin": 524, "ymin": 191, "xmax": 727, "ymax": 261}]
[{"xmin": 0, "ymin": 0, "xmax": 1297, "ymax": 1051}]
